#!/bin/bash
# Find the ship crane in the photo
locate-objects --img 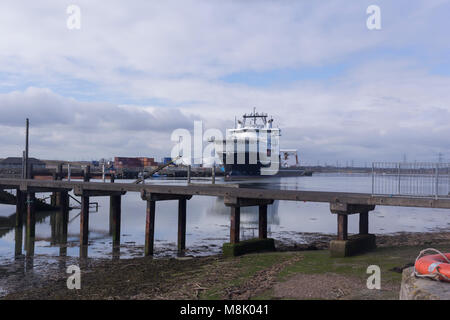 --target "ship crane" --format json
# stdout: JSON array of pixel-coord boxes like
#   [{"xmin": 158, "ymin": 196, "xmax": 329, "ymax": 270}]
[{"xmin": 134, "ymin": 156, "xmax": 181, "ymax": 184}]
